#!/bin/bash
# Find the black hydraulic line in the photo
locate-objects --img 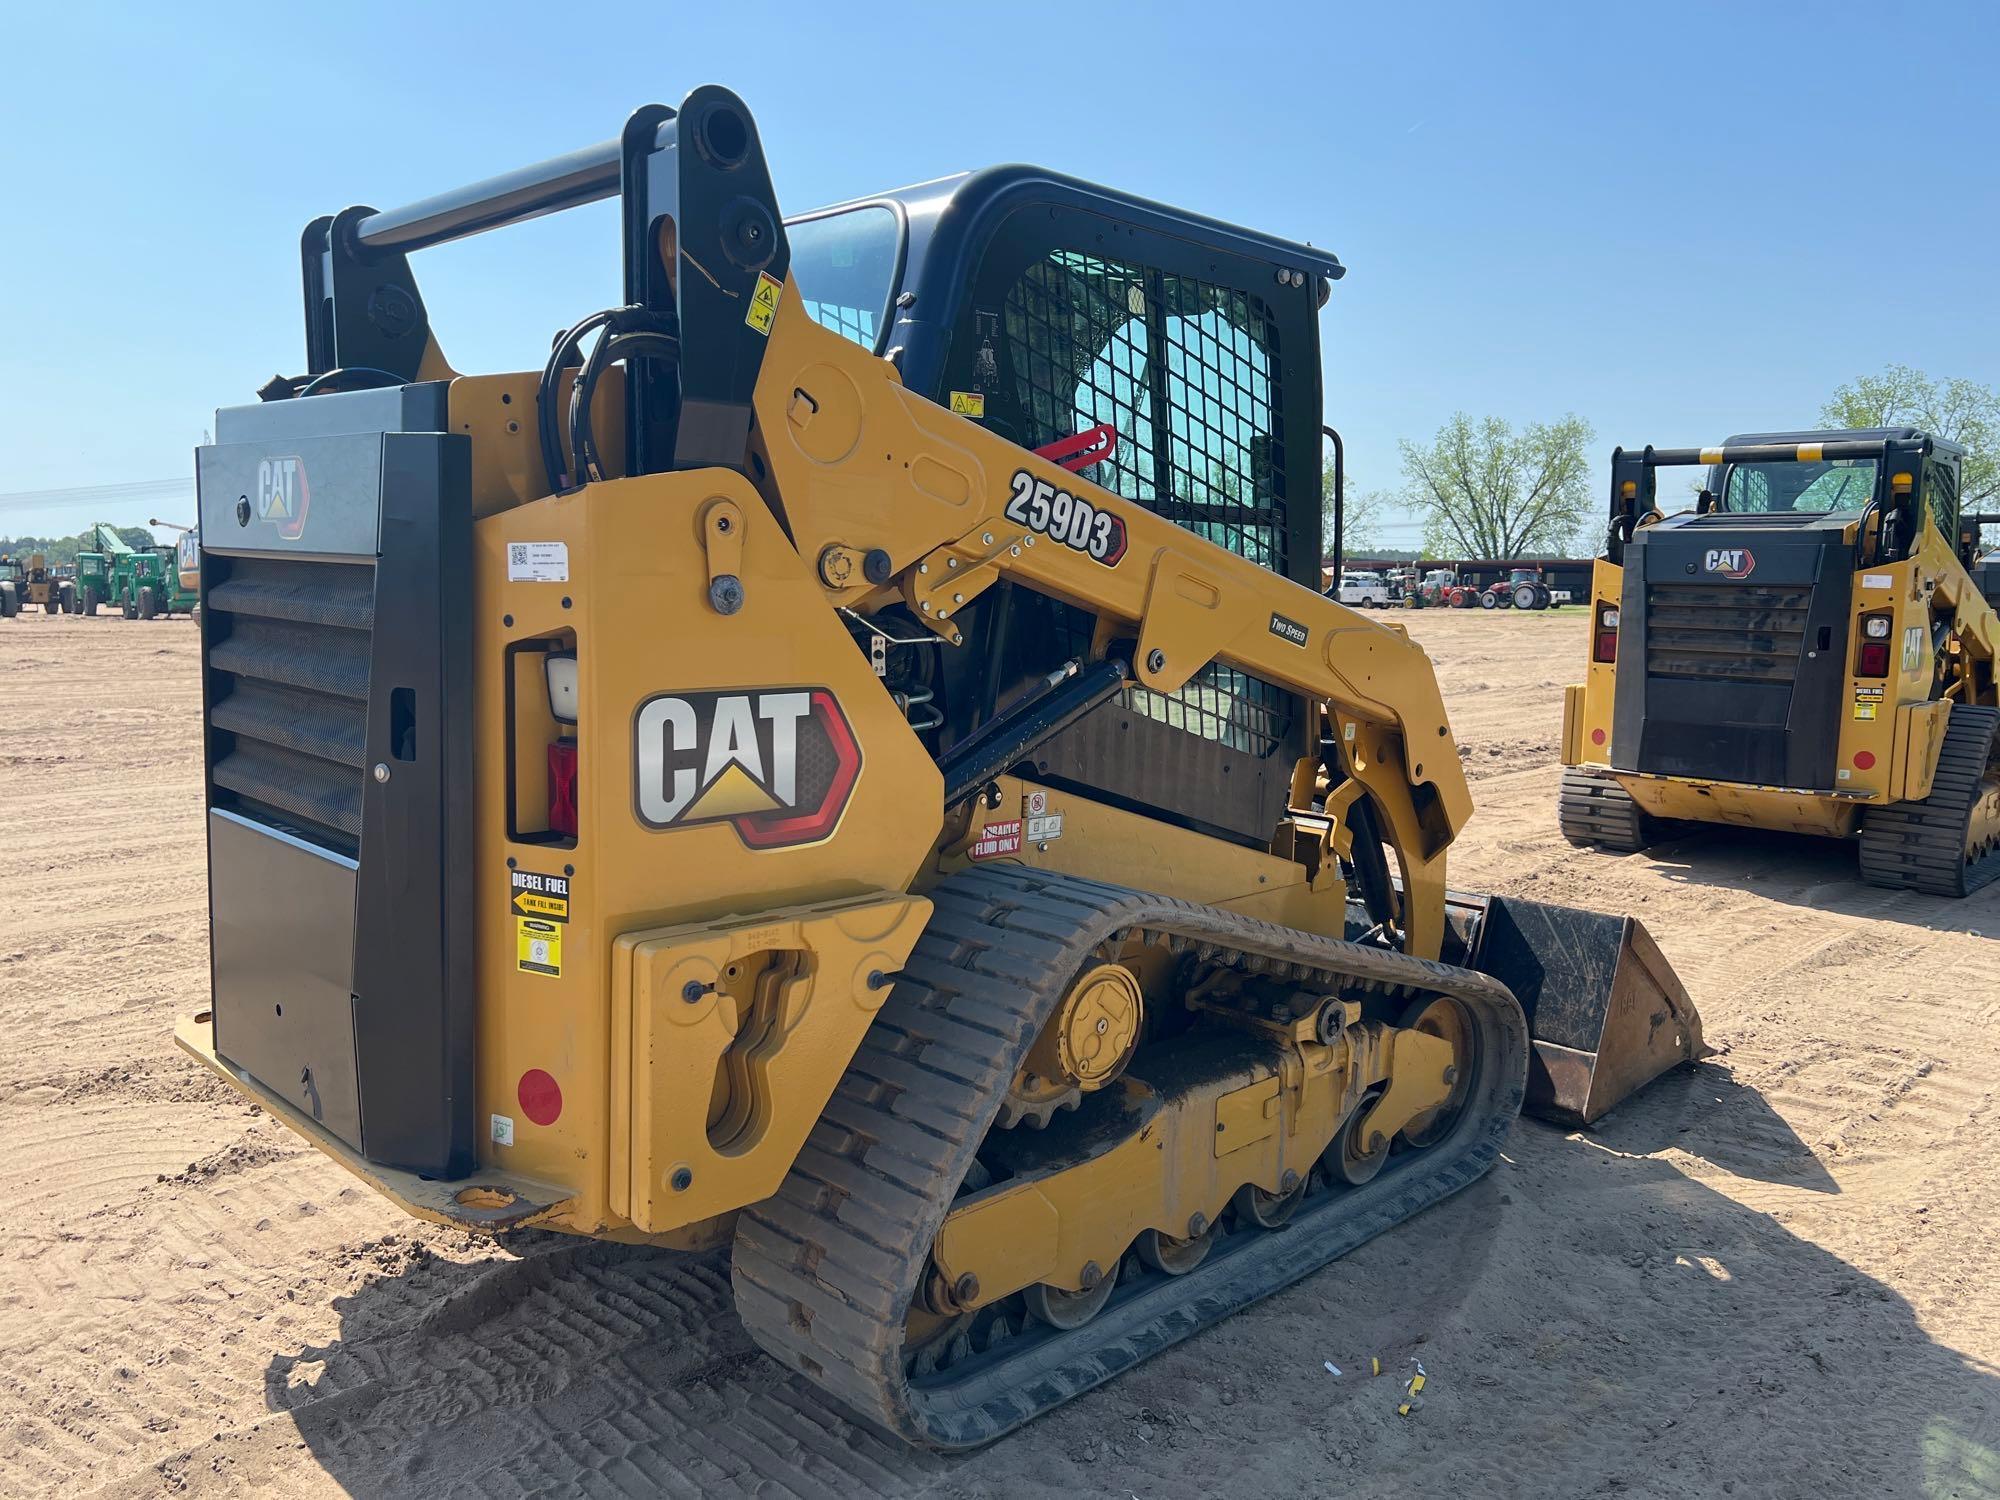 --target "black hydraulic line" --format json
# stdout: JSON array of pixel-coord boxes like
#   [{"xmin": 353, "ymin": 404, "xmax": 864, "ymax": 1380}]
[
  {"xmin": 567, "ymin": 328, "xmax": 680, "ymax": 486},
  {"xmin": 1322, "ymin": 424, "xmax": 1345, "ymax": 581},
  {"xmin": 538, "ymin": 309, "xmax": 620, "ymax": 494},
  {"xmin": 940, "ymin": 657, "xmax": 1129, "ymax": 810},
  {"xmin": 296, "ymin": 366, "xmax": 409, "ymax": 398}
]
